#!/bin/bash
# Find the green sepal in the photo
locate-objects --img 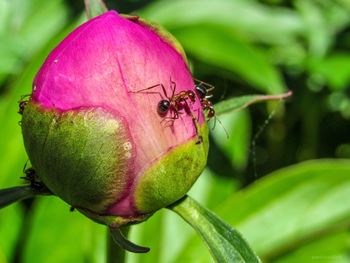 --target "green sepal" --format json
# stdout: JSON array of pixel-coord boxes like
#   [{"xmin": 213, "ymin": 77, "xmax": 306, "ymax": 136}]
[
  {"xmin": 21, "ymin": 102, "xmax": 133, "ymax": 214},
  {"xmin": 134, "ymin": 123, "xmax": 209, "ymax": 213},
  {"xmin": 109, "ymin": 227, "xmax": 150, "ymax": 253}
]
